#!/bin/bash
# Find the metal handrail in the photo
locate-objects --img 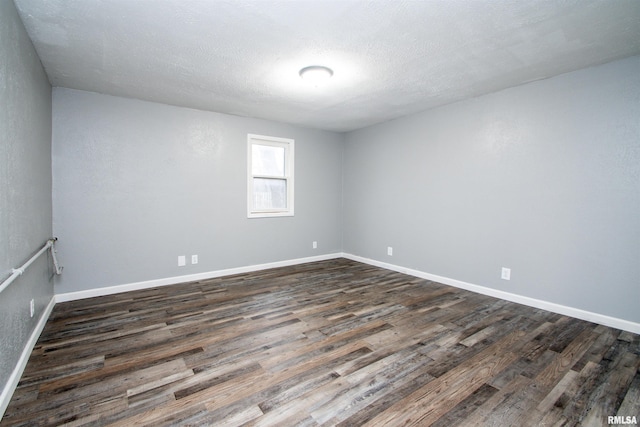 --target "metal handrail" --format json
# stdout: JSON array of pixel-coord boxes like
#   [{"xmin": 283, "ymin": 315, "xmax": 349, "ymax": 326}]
[{"xmin": 0, "ymin": 238, "xmax": 63, "ymax": 295}]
